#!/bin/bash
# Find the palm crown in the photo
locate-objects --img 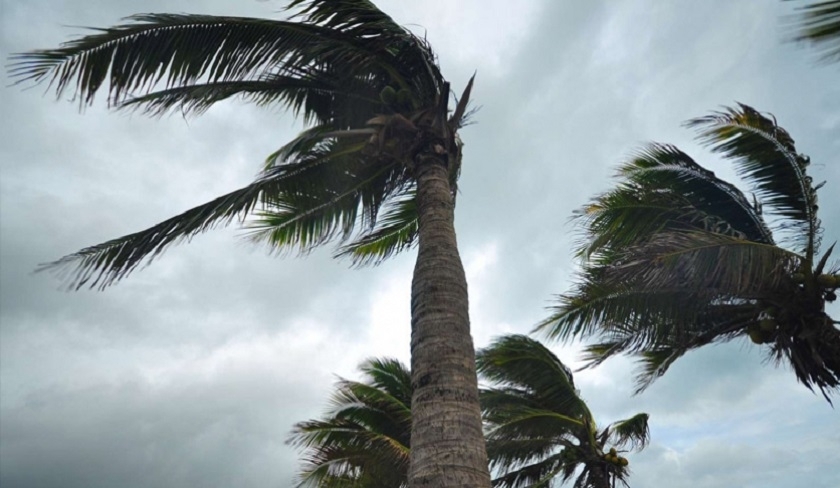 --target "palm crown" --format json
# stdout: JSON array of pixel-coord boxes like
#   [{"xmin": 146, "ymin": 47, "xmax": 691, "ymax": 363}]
[
  {"xmin": 537, "ymin": 104, "xmax": 839, "ymax": 401},
  {"xmin": 10, "ymin": 0, "xmax": 473, "ymax": 289},
  {"xmin": 478, "ymin": 335, "xmax": 650, "ymax": 488}
]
